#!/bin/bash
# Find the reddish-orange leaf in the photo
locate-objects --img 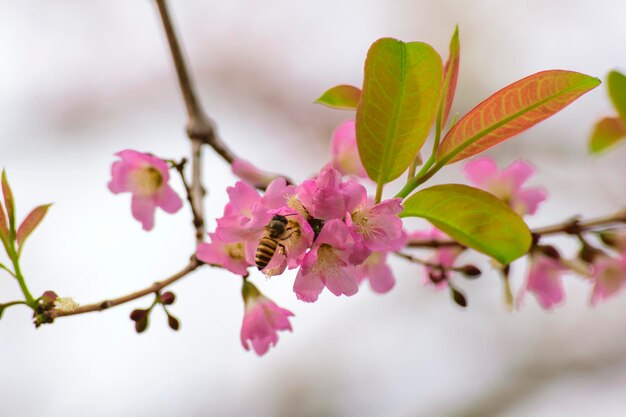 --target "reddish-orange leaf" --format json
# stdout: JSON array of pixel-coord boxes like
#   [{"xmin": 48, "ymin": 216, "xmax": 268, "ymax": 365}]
[
  {"xmin": 1, "ymin": 170, "xmax": 15, "ymax": 231},
  {"xmin": 589, "ymin": 116, "xmax": 626, "ymax": 154},
  {"xmin": 441, "ymin": 26, "xmax": 460, "ymax": 128},
  {"xmin": 436, "ymin": 70, "xmax": 601, "ymax": 164},
  {"xmin": 17, "ymin": 204, "xmax": 52, "ymax": 247},
  {"xmin": 0, "ymin": 202, "xmax": 7, "ymax": 239}
]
